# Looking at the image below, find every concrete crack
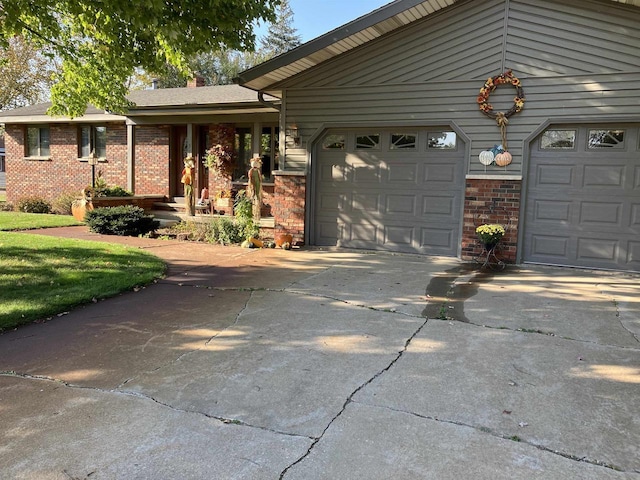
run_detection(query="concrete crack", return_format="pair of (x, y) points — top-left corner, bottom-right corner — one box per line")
(118, 290), (256, 389)
(598, 285), (640, 344)
(285, 288), (425, 319)
(353, 402), (627, 473)
(0, 371), (312, 442)
(279, 316), (431, 479)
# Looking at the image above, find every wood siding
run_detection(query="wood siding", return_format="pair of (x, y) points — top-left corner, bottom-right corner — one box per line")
(279, 0), (640, 174)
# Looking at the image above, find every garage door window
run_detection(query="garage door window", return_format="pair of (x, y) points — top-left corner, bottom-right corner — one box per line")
(390, 133), (417, 150)
(588, 129), (625, 149)
(428, 131), (457, 149)
(540, 130), (576, 150)
(323, 134), (345, 150)
(356, 134), (380, 150)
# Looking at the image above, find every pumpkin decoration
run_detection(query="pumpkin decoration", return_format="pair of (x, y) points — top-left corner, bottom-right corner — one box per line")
(479, 150), (494, 166)
(494, 151), (513, 167)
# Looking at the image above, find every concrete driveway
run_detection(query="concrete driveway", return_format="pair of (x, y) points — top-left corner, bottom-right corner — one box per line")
(1, 227), (639, 479)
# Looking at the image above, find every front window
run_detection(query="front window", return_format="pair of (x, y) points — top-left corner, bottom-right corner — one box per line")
(26, 126), (50, 157)
(260, 126), (279, 180)
(79, 125), (107, 159)
(233, 128), (253, 180)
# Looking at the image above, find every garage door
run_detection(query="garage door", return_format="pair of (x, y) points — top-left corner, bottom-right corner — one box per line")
(314, 128), (464, 256)
(524, 125), (640, 271)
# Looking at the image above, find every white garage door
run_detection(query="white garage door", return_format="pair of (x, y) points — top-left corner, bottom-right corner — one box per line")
(524, 125), (640, 271)
(313, 128), (464, 256)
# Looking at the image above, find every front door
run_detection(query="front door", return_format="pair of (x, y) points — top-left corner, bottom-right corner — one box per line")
(170, 126), (188, 199)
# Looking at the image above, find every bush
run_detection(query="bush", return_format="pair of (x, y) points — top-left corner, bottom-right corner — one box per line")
(234, 190), (259, 240)
(211, 217), (244, 244)
(0, 202), (13, 212)
(85, 205), (159, 236)
(52, 191), (79, 215)
(15, 196), (52, 214)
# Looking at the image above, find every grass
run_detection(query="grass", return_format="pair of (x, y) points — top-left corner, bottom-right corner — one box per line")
(0, 211), (82, 231)
(0, 231), (166, 331)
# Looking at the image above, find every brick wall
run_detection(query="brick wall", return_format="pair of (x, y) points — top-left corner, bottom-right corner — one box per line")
(461, 178), (521, 263)
(273, 173), (306, 245)
(5, 122), (128, 203)
(134, 125), (169, 195)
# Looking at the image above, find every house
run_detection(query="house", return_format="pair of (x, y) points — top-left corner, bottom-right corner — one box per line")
(2, 0), (640, 272)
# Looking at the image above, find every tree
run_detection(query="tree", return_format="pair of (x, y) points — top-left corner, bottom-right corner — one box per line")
(0, 37), (55, 111)
(261, 0), (302, 57)
(0, 0), (280, 116)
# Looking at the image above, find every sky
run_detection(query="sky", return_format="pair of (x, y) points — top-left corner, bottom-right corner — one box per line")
(257, 0), (393, 42)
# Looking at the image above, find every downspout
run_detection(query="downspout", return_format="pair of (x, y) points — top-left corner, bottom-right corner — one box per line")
(258, 91), (281, 112)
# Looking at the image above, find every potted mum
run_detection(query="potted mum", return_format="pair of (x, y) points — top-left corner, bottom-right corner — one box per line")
(476, 224), (506, 249)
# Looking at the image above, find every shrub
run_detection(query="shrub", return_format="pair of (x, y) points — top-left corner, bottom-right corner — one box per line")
(169, 220), (210, 242)
(52, 191), (79, 215)
(85, 205), (159, 236)
(15, 196), (52, 214)
(0, 202), (13, 212)
(234, 190), (259, 240)
(211, 217), (244, 245)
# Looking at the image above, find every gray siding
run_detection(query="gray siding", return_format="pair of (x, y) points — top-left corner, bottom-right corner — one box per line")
(279, 0), (640, 173)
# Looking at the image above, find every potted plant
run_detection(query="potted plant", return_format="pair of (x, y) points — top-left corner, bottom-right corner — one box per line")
(215, 189), (233, 208)
(476, 223), (505, 250)
(204, 144), (234, 180)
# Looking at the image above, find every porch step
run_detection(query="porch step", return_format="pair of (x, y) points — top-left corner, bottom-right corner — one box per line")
(148, 209), (275, 229)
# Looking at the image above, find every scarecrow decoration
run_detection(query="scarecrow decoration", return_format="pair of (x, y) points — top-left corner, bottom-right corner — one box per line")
(181, 156), (196, 216)
(476, 70), (525, 168)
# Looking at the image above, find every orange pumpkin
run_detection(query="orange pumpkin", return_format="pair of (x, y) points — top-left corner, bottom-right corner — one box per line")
(495, 151), (512, 167)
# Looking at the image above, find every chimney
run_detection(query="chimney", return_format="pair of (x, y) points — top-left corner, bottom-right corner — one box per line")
(151, 78), (158, 90)
(187, 74), (206, 88)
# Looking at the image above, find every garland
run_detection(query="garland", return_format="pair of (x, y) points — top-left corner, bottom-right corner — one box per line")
(477, 70), (525, 152)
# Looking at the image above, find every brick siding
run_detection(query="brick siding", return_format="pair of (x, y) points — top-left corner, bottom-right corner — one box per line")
(461, 179), (521, 263)
(5, 123), (128, 203)
(273, 174), (306, 245)
(134, 125), (169, 195)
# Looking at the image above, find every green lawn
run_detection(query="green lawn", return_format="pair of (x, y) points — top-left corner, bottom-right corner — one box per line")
(0, 211), (82, 231)
(0, 231), (166, 331)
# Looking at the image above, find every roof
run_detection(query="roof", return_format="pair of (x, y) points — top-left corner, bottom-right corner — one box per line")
(237, 0), (640, 93)
(127, 84), (274, 108)
(0, 85), (278, 123)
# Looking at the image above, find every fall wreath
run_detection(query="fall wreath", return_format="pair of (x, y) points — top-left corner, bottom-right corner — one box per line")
(477, 70), (525, 120)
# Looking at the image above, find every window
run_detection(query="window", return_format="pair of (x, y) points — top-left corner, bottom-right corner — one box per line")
(428, 131), (457, 149)
(356, 134), (380, 150)
(588, 129), (625, 149)
(390, 133), (417, 149)
(26, 126), (50, 157)
(260, 126), (279, 180)
(79, 125), (107, 159)
(0, 149), (5, 172)
(540, 130), (576, 150)
(323, 134), (345, 150)
(233, 128), (253, 180)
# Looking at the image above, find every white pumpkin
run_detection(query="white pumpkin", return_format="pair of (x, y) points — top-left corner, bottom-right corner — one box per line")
(479, 150), (494, 166)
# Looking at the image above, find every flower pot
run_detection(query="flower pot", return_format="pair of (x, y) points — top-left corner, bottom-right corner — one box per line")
(275, 234), (293, 248)
(71, 198), (93, 221)
(215, 198), (233, 208)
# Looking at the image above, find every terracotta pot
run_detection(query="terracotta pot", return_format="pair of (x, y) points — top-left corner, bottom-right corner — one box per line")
(275, 234), (293, 247)
(71, 199), (93, 221)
